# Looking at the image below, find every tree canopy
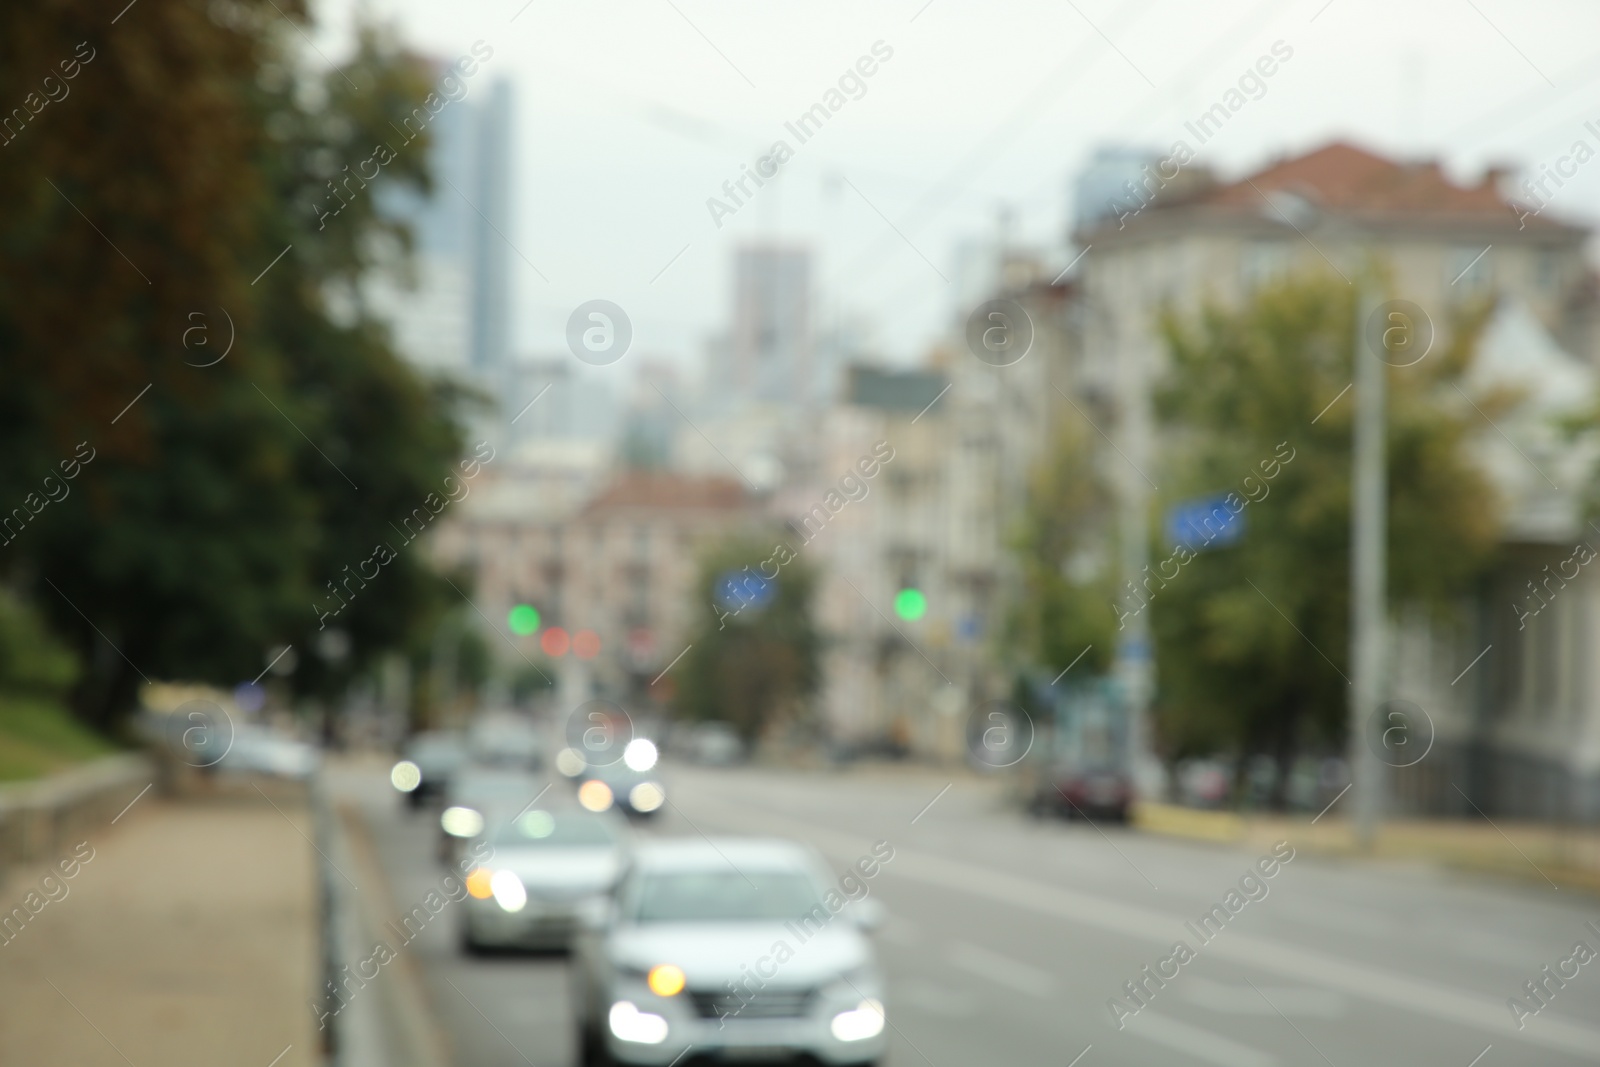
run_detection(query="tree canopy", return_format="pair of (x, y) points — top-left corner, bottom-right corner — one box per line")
(0, 0), (467, 730)
(1149, 274), (1500, 779)
(1006, 417), (1120, 682)
(674, 537), (822, 744)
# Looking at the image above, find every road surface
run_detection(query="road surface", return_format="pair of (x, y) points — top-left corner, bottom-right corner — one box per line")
(333, 760), (1600, 1067)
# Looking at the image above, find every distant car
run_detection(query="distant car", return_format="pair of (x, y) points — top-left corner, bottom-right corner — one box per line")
(685, 721), (744, 766)
(1030, 762), (1133, 823)
(438, 765), (546, 865)
(392, 731), (467, 809)
(459, 803), (628, 953)
(468, 714), (545, 771)
(571, 838), (887, 1067)
(1177, 758), (1233, 809)
(576, 745), (665, 821)
(218, 724), (320, 780)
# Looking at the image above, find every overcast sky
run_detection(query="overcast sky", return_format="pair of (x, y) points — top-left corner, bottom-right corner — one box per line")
(310, 0), (1600, 381)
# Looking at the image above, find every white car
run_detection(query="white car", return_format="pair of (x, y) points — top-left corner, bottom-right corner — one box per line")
(468, 712), (545, 771)
(460, 804), (628, 952)
(438, 765), (545, 865)
(571, 838), (886, 1066)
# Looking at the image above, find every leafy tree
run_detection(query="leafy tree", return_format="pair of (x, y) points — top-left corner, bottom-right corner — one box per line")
(1006, 418), (1120, 682)
(1149, 274), (1500, 800)
(0, 589), (77, 700)
(0, 0), (465, 730)
(675, 538), (821, 744)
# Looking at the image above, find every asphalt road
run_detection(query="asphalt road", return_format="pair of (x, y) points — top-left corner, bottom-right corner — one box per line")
(338, 760), (1600, 1067)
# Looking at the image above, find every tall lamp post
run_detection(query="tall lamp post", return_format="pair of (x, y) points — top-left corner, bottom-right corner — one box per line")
(1349, 290), (1391, 849)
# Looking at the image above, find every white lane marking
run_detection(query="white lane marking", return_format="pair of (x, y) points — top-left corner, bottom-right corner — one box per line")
(945, 941), (1056, 999)
(1182, 978), (1345, 1018)
(878, 913), (923, 947)
(1124, 1010), (1278, 1067)
(893, 978), (977, 1016)
(671, 785), (1600, 1059)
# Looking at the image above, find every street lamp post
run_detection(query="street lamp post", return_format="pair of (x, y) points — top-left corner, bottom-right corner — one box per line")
(1349, 290), (1387, 849)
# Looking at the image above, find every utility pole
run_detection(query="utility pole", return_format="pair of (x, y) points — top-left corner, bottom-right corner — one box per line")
(1349, 291), (1386, 849)
(1115, 320), (1157, 799)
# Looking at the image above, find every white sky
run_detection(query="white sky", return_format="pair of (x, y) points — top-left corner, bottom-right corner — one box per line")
(310, 0), (1600, 380)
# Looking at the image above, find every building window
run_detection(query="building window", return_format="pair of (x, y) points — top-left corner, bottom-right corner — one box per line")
(1536, 250), (1563, 293)
(1241, 241), (1292, 289)
(1447, 245), (1493, 295)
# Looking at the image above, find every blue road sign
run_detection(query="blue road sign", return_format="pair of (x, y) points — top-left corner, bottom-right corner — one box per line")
(715, 570), (776, 612)
(1165, 494), (1245, 551)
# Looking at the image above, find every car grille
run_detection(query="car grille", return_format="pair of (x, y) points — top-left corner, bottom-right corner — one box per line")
(688, 987), (815, 1020)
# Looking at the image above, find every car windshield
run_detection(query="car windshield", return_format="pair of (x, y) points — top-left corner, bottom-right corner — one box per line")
(625, 869), (822, 923)
(409, 736), (464, 764)
(454, 775), (538, 803)
(490, 809), (618, 848)
(470, 725), (540, 759)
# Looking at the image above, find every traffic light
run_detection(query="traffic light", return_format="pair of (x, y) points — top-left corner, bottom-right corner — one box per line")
(893, 587), (927, 621)
(541, 627), (571, 657)
(508, 603), (540, 636)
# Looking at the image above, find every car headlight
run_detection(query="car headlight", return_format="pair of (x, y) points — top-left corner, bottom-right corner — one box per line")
(440, 806), (484, 838)
(390, 760), (421, 792)
(556, 747), (587, 777)
(490, 870), (527, 913)
(609, 1001), (669, 1044)
(623, 738), (658, 772)
(646, 964), (685, 997)
(465, 867), (494, 899)
(830, 999), (885, 1042)
(578, 779), (614, 812)
(628, 781), (665, 813)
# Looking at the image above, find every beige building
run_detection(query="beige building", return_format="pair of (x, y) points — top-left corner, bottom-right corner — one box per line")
(434, 442), (757, 700)
(802, 259), (1075, 759)
(1076, 140), (1600, 818)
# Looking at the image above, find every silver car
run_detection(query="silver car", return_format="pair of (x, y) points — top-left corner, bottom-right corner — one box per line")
(571, 838), (887, 1066)
(459, 804), (628, 952)
(438, 765), (545, 865)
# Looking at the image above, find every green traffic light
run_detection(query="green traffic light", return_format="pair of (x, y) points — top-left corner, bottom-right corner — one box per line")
(508, 604), (540, 636)
(893, 587), (927, 621)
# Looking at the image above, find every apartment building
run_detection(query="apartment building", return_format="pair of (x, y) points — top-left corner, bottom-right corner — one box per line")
(1075, 140), (1600, 818)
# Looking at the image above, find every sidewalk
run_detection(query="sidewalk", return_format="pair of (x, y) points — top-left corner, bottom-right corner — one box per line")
(0, 780), (319, 1066)
(1135, 801), (1600, 893)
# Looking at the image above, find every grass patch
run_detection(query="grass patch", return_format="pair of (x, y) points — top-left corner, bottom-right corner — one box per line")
(0, 696), (116, 782)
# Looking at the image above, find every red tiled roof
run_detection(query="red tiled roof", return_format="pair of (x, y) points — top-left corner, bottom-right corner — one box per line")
(581, 472), (748, 514)
(1172, 141), (1578, 233)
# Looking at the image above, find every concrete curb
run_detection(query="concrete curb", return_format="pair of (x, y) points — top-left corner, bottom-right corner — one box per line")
(1131, 801), (1600, 893)
(320, 791), (455, 1067)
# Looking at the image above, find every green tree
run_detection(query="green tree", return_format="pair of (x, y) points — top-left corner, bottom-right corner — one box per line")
(675, 538), (821, 744)
(1149, 274), (1500, 799)
(0, 0), (465, 729)
(1006, 418), (1120, 682)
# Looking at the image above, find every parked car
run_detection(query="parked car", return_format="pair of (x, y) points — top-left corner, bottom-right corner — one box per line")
(459, 803), (628, 953)
(1028, 762), (1133, 823)
(1176, 758), (1233, 809)
(571, 838), (887, 1067)
(1026, 681), (1133, 822)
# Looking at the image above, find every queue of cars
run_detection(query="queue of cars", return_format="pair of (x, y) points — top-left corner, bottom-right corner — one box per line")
(390, 713), (888, 1066)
